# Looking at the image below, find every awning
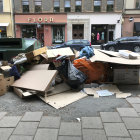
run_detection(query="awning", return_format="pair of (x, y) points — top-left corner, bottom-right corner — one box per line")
(0, 23), (9, 26)
(134, 22), (140, 32)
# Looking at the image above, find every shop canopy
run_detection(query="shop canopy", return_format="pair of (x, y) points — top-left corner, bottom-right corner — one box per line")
(134, 22), (140, 32)
(0, 23), (9, 26)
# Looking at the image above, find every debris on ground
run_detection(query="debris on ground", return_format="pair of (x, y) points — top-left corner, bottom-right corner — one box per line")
(1, 46), (140, 109)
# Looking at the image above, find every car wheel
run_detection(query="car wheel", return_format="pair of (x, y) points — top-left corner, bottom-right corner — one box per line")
(134, 46), (140, 52)
(108, 46), (115, 51)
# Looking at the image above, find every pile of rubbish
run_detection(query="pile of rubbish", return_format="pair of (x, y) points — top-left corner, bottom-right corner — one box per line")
(1, 46), (140, 109)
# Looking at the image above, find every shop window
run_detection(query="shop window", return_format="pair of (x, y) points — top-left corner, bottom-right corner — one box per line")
(75, 0), (82, 12)
(94, 0), (101, 12)
(22, 0), (29, 13)
(65, 0), (71, 12)
(54, 0), (60, 12)
(107, 0), (114, 12)
(52, 25), (65, 44)
(22, 25), (36, 38)
(0, 0), (3, 12)
(136, 0), (140, 9)
(35, 0), (42, 13)
(0, 27), (7, 38)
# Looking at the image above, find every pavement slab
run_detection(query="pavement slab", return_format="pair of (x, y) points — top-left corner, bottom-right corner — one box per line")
(59, 122), (81, 136)
(82, 117), (103, 129)
(0, 112), (7, 120)
(21, 112), (43, 121)
(34, 129), (58, 140)
(104, 123), (130, 137)
(108, 137), (132, 140)
(9, 135), (33, 140)
(0, 128), (14, 140)
(131, 104), (140, 113)
(83, 129), (107, 140)
(39, 116), (61, 128)
(100, 112), (122, 123)
(58, 136), (81, 140)
(126, 97), (140, 104)
(122, 117), (140, 129)
(117, 108), (139, 117)
(129, 130), (140, 140)
(0, 116), (21, 127)
(13, 122), (39, 135)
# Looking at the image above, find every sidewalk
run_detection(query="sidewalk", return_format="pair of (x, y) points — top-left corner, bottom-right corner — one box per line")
(1, 97), (140, 140)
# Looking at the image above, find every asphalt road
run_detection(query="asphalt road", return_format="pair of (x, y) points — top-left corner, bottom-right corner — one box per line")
(0, 85), (139, 121)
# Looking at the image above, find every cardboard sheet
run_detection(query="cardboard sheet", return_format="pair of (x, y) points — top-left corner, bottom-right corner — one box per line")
(100, 84), (120, 93)
(30, 64), (49, 71)
(47, 48), (75, 60)
(47, 83), (71, 96)
(90, 49), (140, 65)
(116, 93), (132, 99)
(38, 91), (87, 109)
(99, 50), (121, 57)
(12, 70), (58, 92)
(84, 88), (99, 98)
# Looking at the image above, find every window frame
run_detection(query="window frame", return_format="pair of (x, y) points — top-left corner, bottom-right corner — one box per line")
(64, 0), (71, 12)
(94, 0), (101, 12)
(107, 0), (114, 12)
(136, 0), (140, 9)
(22, 0), (29, 13)
(75, 0), (82, 12)
(35, 0), (42, 13)
(54, 0), (60, 12)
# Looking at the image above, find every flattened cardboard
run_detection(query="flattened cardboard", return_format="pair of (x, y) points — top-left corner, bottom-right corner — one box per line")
(12, 70), (58, 92)
(90, 49), (140, 65)
(116, 93), (132, 99)
(13, 87), (33, 98)
(47, 83), (71, 96)
(99, 50), (121, 57)
(100, 84), (120, 93)
(30, 64), (49, 71)
(84, 88), (99, 98)
(47, 48), (75, 60)
(38, 91), (87, 109)
(5, 76), (14, 89)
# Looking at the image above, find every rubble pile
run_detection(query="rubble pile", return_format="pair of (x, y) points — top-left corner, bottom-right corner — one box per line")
(1, 46), (140, 109)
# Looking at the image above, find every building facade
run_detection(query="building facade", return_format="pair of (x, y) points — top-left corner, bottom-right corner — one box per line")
(122, 0), (140, 37)
(14, 0), (124, 46)
(0, 0), (14, 38)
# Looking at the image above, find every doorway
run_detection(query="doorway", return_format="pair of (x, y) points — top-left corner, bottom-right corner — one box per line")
(72, 24), (84, 39)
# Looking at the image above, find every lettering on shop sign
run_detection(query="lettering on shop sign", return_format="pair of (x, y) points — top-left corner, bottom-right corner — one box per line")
(27, 17), (54, 23)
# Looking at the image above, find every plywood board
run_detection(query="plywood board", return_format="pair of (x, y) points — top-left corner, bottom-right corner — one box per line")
(38, 91), (87, 109)
(30, 64), (49, 71)
(90, 49), (140, 65)
(47, 83), (71, 96)
(12, 70), (58, 92)
(47, 48), (75, 59)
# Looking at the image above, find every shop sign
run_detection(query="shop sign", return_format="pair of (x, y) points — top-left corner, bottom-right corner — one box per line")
(27, 17), (54, 23)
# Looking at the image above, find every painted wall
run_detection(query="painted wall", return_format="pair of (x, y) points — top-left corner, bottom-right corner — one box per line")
(67, 13), (122, 41)
(125, 0), (135, 9)
(0, 0), (14, 37)
(122, 16), (140, 37)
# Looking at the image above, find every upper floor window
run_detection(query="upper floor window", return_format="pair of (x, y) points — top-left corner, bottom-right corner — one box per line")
(107, 0), (114, 12)
(94, 0), (101, 12)
(75, 0), (82, 12)
(0, 0), (3, 12)
(65, 0), (71, 12)
(54, 0), (60, 12)
(22, 0), (29, 13)
(35, 0), (42, 13)
(136, 0), (140, 9)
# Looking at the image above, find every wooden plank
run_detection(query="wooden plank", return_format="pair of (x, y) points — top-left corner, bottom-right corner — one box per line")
(12, 70), (58, 92)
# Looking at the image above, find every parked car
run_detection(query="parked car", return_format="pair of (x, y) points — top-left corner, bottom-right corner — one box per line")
(101, 36), (140, 52)
(53, 39), (91, 51)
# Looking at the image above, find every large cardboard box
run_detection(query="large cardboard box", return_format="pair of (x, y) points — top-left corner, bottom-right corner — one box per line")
(113, 69), (139, 84)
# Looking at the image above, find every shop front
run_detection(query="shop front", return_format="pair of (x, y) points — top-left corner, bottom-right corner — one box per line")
(15, 14), (67, 46)
(67, 13), (122, 45)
